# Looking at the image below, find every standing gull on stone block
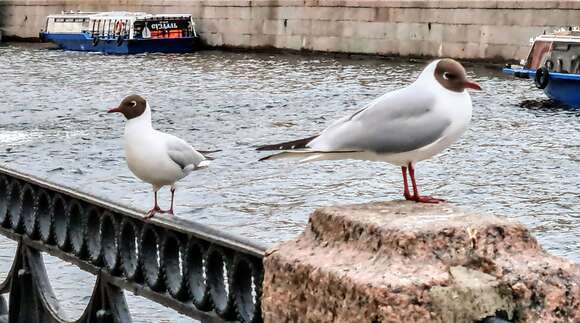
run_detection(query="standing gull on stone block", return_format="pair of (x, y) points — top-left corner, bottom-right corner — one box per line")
(108, 95), (210, 218)
(257, 59), (482, 203)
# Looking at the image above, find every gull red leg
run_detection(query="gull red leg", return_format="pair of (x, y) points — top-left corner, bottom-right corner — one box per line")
(408, 164), (420, 198)
(401, 166), (412, 200)
(145, 190), (162, 218)
(168, 187), (175, 215)
(408, 163), (445, 204)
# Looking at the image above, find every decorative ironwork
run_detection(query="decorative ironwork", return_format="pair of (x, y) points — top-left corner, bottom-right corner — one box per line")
(0, 166), (266, 323)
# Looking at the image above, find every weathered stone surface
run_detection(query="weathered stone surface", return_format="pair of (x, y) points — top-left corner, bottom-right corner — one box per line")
(273, 34), (302, 50)
(262, 201), (580, 323)
(430, 266), (515, 322)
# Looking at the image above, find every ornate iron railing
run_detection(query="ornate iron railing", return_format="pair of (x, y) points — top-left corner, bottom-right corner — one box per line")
(0, 166), (267, 323)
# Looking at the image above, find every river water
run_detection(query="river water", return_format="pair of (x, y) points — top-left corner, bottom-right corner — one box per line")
(0, 43), (578, 321)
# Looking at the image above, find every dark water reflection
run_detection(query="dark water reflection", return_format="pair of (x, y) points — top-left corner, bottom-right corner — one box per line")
(0, 42), (578, 319)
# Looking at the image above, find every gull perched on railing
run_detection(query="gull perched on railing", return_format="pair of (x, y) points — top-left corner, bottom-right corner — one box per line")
(108, 95), (210, 218)
(257, 58), (481, 203)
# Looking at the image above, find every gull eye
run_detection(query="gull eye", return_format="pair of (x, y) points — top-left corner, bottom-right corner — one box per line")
(130, 100), (137, 107)
(443, 72), (457, 80)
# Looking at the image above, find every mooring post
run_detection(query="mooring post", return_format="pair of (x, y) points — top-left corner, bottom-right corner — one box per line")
(262, 201), (580, 322)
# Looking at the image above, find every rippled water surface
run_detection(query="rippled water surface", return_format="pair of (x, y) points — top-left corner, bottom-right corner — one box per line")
(0, 43), (578, 320)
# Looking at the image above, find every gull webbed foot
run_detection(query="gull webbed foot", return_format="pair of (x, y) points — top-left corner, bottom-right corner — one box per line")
(145, 206), (162, 219)
(410, 195), (445, 204)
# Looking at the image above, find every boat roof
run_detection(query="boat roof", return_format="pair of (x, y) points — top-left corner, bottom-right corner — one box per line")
(533, 27), (580, 43)
(46, 11), (192, 20)
(46, 12), (97, 19)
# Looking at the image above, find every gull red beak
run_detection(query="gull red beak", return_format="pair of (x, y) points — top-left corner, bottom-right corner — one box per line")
(107, 106), (122, 113)
(464, 80), (482, 91)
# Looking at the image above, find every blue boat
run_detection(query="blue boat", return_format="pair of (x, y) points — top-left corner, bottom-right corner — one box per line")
(503, 30), (580, 108)
(39, 11), (199, 54)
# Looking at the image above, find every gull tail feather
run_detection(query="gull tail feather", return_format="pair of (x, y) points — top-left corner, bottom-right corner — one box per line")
(198, 149), (222, 154)
(196, 160), (211, 169)
(259, 150), (316, 161)
(259, 150), (361, 162)
(198, 149), (221, 160)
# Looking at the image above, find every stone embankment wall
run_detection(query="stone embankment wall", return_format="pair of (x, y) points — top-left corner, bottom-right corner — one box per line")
(2, 0), (580, 60)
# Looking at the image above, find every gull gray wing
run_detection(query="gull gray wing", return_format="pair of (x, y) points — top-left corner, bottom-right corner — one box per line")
(308, 87), (451, 154)
(163, 134), (206, 169)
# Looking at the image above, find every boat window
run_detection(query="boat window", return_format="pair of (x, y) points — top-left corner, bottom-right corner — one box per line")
(550, 42), (580, 73)
(553, 42), (571, 51)
(99, 20), (106, 36)
(114, 20), (120, 36)
(112, 19), (129, 37)
(525, 41), (552, 69)
(571, 50), (580, 74)
(132, 17), (193, 39)
(107, 19), (112, 37)
(525, 40), (580, 73)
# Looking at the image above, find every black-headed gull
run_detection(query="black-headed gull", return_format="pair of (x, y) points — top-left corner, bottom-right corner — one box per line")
(257, 59), (481, 203)
(108, 95), (210, 218)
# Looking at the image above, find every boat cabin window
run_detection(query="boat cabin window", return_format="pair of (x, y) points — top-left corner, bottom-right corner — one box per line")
(46, 17), (90, 33)
(525, 41), (552, 70)
(549, 42), (580, 74)
(527, 40), (580, 74)
(133, 17), (193, 39)
(91, 18), (130, 38)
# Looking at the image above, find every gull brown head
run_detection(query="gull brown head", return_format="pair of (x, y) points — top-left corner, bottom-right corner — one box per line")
(434, 59), (482, 93)
(107, 95), (147, 120)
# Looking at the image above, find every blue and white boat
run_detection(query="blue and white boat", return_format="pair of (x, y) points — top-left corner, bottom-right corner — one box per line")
(39, 11), (198, 54)
(503, 28), (580, 108)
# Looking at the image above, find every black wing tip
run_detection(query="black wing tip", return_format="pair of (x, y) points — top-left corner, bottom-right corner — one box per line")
(255, 142), (289, 151)
(255, 145), (274, 151)
(256, 135), (319, 151)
